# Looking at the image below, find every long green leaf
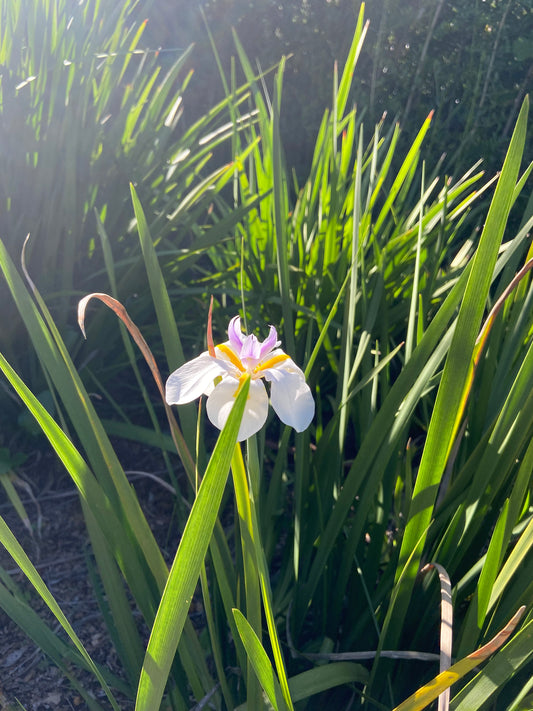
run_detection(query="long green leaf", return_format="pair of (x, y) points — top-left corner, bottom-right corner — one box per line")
(392, 608), (527, 711)
(233, 607), (288, 711)
(271, 58), (295, 355)
(234, 662), (368, 710)
(450, 618), (533, 710)
(0, 351), (157, 614)
(135, 377), (250, 711)
(336, 3), (368, 121)
(129, 183), (196, 451)
(387, 96), (529, 649)
(0, 235), (168, 604)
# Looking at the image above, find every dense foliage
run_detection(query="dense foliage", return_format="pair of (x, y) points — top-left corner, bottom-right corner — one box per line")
(0, 2), (532, 710)
(140, 0), (533, 177)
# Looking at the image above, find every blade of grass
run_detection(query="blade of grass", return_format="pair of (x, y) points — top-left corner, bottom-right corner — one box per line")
(336, 4), (368, 122)
(0, 351), (159, 623)
(0, 236), (169, 598)
(271, 58), (295, 355)
(405, 163), (425, 361)
(450, 617), (533, 710)
(392, 608), (527, 711)
(94, 210), (182, 498)
(231, 442), (263, 708)
(386, 96), (528, 651)
(371, 111), (434, 240)
(233, 607), (288, 711)
(83, 501), (143, 688)
(337, 125), (363, 451)
(135, 377), (250, 711)
(233, 441), (294, 710)
(129, 183), (197, 450)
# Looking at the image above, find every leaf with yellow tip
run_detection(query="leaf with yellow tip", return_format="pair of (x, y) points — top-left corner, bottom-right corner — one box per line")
(392, 606), (526, 711)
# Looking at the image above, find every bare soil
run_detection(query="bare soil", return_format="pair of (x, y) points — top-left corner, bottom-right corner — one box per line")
(0, 441), (181, 711)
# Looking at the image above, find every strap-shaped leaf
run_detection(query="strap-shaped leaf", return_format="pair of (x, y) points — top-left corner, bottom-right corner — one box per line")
(233, 607), (288, 711)
(388, 96), (529, 648)
(392, 606), (526, 711)
(135, 377), (250, 711)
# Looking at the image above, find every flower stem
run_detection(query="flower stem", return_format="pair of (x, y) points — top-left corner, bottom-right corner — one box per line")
(231, 442), (262, 708)
(231, 442), (294, 710)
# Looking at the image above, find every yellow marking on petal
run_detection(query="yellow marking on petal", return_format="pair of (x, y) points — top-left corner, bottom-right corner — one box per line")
(254, 353), (290, 374)
(233, 372), (251, 398)
(217, 343), (245, 372)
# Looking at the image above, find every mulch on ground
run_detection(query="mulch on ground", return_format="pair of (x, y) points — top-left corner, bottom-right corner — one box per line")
(0, 441), (182, 711)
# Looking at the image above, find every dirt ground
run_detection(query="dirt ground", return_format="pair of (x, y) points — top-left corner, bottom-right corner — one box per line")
(0, 441), (182, 711)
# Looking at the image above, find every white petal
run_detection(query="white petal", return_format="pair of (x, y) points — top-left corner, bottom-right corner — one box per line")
(214, 342), (244, 374)
(266, 364), (315, 432)
(165, 352), (226, 405)
(206, 378), (268, 441)
(259, 346), (289, 364)
(261, 354), (304, 381)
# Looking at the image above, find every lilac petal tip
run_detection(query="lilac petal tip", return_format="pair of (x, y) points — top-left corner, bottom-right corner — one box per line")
(240, 333), (262, 361)
(228, 316), (244, 350)
(259, 325), (280, 358)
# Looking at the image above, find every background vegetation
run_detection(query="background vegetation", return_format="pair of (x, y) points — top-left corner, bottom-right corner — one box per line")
(139, 0), (533, 176)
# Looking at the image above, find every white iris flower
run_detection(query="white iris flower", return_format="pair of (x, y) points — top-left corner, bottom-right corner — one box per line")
(165, 316), (315, 441)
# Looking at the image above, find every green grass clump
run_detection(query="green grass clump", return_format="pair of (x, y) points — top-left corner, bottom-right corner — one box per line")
(0, 0), (254, 379)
